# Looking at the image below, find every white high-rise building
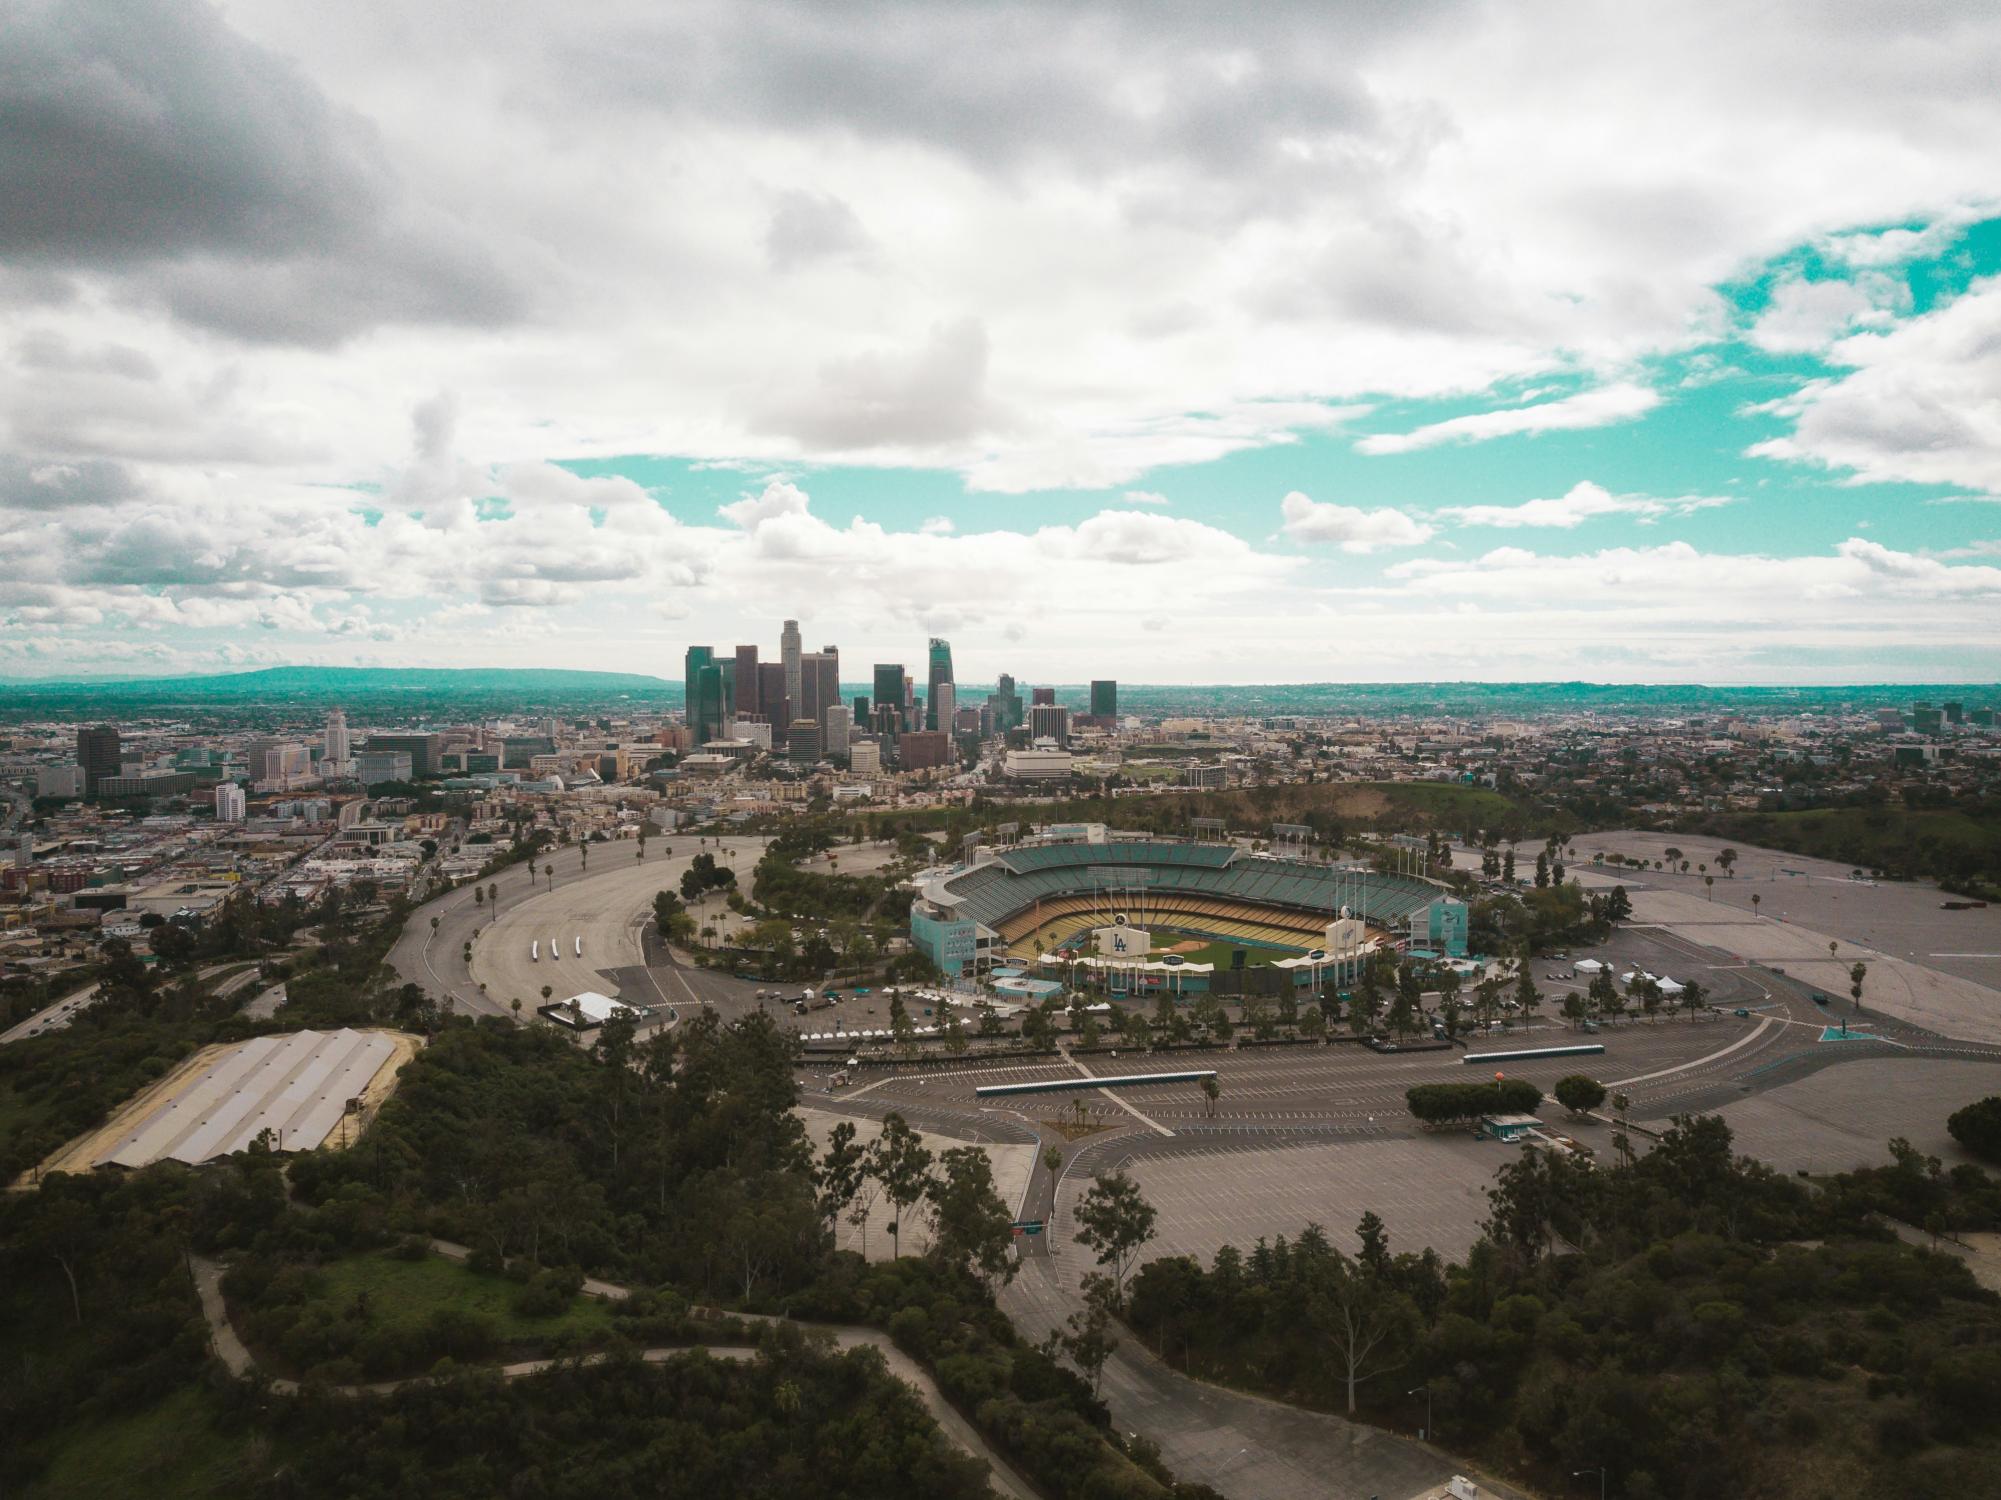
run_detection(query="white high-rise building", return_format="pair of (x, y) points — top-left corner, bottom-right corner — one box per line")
(932, 682), (956, 735)
(214, 782), (247, 822)
(849, 740), (881, 776)
(324, 709), (350, 764)
(822, 703), (852, 759)
(781, 618), (803, 722)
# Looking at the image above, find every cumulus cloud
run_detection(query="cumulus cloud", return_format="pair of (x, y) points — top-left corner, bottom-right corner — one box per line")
(1747, 277), (2001, 492)
(749, 319), (1007, 452)
(1279, 493), (1435, 552)
(1748, 274), (1904, 354)
(1443, 480), (1731, 529)
(1357, 384), (1662, 456)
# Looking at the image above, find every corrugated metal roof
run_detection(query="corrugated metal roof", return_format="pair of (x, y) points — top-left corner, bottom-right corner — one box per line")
(102, 1028), (396, 1167)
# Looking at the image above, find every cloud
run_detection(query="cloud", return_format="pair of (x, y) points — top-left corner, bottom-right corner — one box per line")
(1122, 490), (1170, 506)
(749, 318), (1007, 451)
(1357, 384), (1662, 456)
(765, 191), (875, 271)
(0, 0), (523, 344)
(1747, 276), (2001, 492)
(1279, 493), (1435, 552)
(1748, 274), (1904, 354)
(1443, 480), (1731, 529)
(719, 479), (812, 528)
(918, 515), (955, 534)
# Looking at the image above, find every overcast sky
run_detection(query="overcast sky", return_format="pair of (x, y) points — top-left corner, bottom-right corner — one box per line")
(5, 0), (2001, 684)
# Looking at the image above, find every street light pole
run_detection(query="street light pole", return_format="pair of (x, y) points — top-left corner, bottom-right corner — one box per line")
(1407, 1385), (1432, 1441)
(1574, 1467), (1607, 1500)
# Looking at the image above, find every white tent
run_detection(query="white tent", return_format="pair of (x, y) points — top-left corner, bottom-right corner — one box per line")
(1574, 959), (1606, 973)
(1657, 978), (1686, 995)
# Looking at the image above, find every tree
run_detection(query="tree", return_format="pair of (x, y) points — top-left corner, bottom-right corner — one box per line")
(1041, 1144), (1063, 1216)
(872, 1112), (935, 1254)
(1850, 961), (1868, 1013)
(1948, 1097), (2001, 1163)
(1200, 1074), (1220, 1118)
(816, 1120), (867, 1234)
(942, 1005), (968, 1055)
(1718, 847), (1738, 878)
(1322, 1229), (1418, 1414)
(1554, 1074), (1608, 1116)
(1681, 978), (1706, 1021)
(1049, 1273), (1120, 1395)
(927, 1145), (1017, 1287)
(1073, 1170), (1157, 1306)
(653, 889), (685, 937)
(1513, 967), (1541, 1026)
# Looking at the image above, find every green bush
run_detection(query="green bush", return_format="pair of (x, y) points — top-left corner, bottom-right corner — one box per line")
(1948, 1097), (2001, 1163)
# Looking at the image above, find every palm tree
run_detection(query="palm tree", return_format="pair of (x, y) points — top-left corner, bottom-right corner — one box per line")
(511, 997), (523, 1022)
(1704, 875), (1714, 901)
(1200, 1075), (1221, 1118)
(430, 915), (440, 937)
(474, 887), (484, 915)
(1041, 1144), (1063, 1217)
(1751, 893), (1761, 918)
(540, 984), (553, 1007)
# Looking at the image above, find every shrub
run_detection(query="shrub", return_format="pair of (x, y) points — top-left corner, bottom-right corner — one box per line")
(1948, 1096), (2001, 1163)
(1553, 1074), (1607, 1115)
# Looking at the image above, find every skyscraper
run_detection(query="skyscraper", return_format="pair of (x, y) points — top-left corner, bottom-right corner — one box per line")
(823, 702), (852, 760)
(801, 651), (840, 728)
(1090, 680), (1117, 721)
(1031, 686), (1055, 706)
(77, 724), (120, 797)
(932, 681), (956, 735)
(995, 673), (1022, 731)
(781, 619), (803, 720)
(927, 638), (954, 730)
(324, 709), (350, 764)
(757, 661), (789, 746)
(872, 665), (905, 732)
(684, 646), (714, 735)
(694, 663), (729, 744)
(734, 645), (761, 718)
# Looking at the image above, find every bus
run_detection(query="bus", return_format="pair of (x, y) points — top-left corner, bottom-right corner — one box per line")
(531, 940), (539, 962)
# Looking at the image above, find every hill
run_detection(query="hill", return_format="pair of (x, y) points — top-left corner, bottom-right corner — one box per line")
(0, 666), (678, 717)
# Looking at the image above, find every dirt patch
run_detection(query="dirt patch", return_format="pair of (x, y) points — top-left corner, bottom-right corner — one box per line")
(1163, 938), (1208, 954)
(1324, 787), (1394, 820)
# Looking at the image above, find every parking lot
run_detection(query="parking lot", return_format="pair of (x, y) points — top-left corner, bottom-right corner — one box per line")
(1055, 1133), (1505, 1273)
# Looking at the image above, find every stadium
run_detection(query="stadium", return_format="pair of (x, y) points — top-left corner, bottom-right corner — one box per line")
(909, 834), (1467, 995)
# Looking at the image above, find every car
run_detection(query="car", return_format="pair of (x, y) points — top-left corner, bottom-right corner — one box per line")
(1733, 1007), (1751, 1018)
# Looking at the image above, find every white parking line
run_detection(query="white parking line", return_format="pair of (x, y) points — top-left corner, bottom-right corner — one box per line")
(1609, 1017), (1771, 1088)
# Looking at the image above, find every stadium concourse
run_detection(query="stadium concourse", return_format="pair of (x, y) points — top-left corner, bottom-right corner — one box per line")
(907, 835), (1468, 989)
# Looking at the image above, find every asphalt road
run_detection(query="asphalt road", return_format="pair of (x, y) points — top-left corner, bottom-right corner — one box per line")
(0, 980), (100, 1045)
(387, 835), (770, 1022)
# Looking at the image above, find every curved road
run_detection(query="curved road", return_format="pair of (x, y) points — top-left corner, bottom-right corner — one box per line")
(386, 835), (768, 1020)
(190, 1248), (1035, 1500)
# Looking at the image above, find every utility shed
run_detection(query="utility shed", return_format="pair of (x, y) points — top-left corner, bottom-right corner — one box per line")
(1480, 1112), (1541, 1142)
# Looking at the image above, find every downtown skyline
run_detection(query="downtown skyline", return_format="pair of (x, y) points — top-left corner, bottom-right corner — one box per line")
(4, 3), (2001, 685)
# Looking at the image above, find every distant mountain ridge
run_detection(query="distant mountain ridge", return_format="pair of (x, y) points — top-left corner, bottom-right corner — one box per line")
(0, 665), (677, 712)
(1, 666), (1992, 718)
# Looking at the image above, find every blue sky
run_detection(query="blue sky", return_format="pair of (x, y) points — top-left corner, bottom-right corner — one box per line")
(4, 2), (2000, 684)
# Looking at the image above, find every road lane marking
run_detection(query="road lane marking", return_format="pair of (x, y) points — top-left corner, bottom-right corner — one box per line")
(1609, 1017), (1771, 1088)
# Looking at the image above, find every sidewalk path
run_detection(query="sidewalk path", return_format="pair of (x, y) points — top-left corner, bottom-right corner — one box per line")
(189, 1251), (1035, 1500)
